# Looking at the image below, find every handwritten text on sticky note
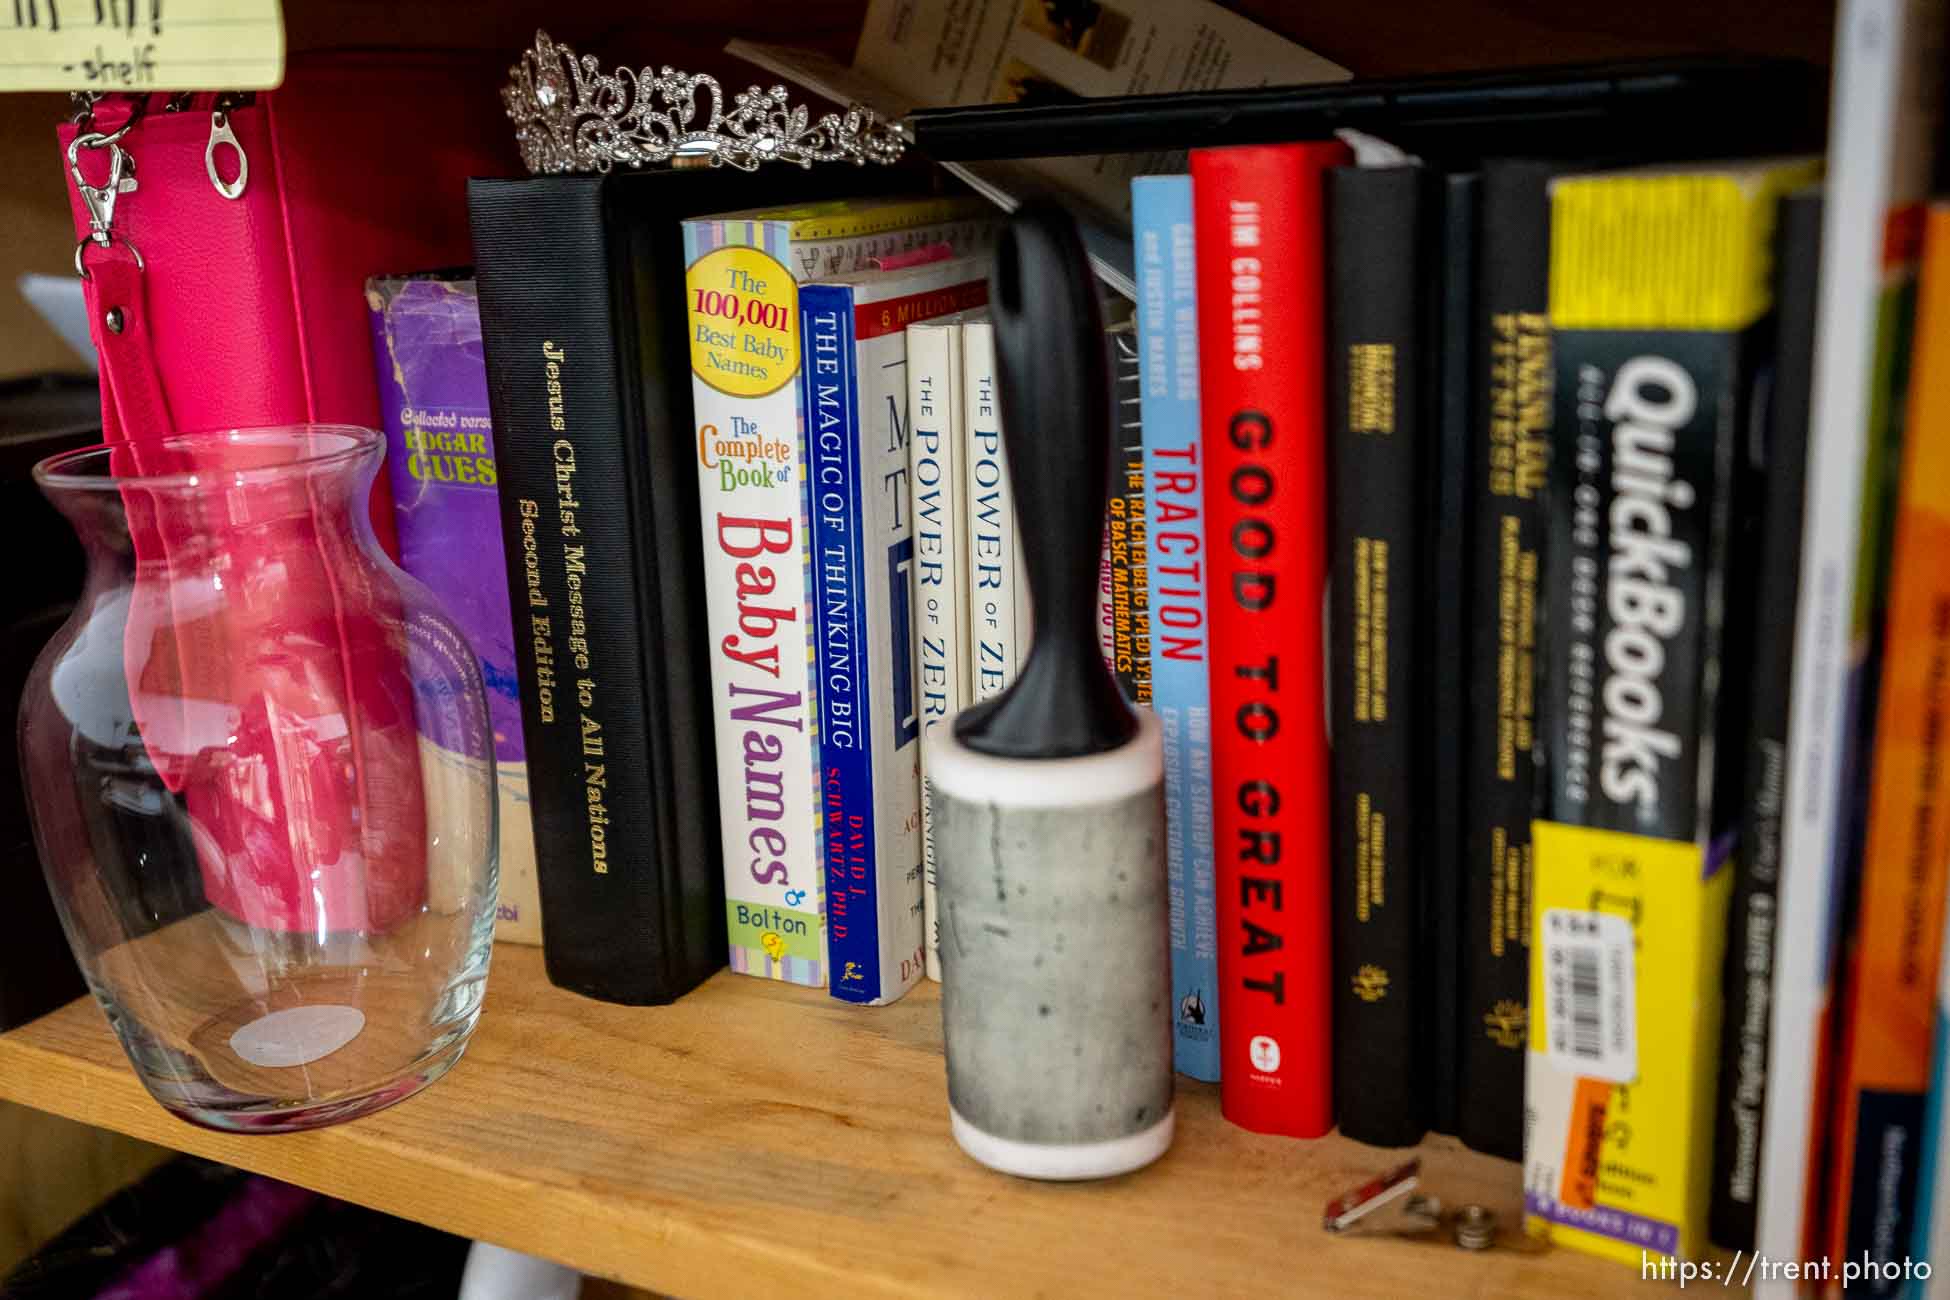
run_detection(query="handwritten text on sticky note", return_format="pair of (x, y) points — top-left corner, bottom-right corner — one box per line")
(1, 0), (284, 93)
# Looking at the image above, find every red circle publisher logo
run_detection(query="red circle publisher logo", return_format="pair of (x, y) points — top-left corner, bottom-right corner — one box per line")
(1249, 1034), (1281, 1073)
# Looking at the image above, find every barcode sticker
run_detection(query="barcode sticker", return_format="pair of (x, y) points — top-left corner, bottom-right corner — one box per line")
(1542, 908), (1637, 1083)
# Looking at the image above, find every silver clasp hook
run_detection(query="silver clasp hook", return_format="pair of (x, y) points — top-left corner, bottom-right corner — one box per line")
(67, 124), (144, 279)
(68, 132), (138, 246)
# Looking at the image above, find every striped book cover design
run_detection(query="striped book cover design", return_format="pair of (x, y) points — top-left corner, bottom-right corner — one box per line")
(687, 216), (827, 988)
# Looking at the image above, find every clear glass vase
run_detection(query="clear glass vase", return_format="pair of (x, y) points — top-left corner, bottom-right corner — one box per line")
(18, 426), (497, 1132)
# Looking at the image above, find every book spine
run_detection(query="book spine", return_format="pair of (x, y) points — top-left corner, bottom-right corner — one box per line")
(1525, 161), (1811, 1268)
(964, 321), (1021, 701)
(1917, 546), (1950, 1273)
(468, 181), (686, 1003)
(1919, 894), (1950, 1288)
(1191, 139), (1348, 1137)
(685, 220), (826, 987)
(1108, 321), (1151, 706)
(1425, 171), (1479, 1137)
(1820, 199), (1950, 1294)
(1760, 2), (1945, 1277)
(1325, 164), (1427, 1148)
(1710, 189), (1824, 1251)
(804, 286), (885, 1002)
(366, 276), (544, 948)
(1458, 159), (1553, 1161)
(802, 283), (927, 1005)
(1136, 173), (1220, 1084)
(908, 322), (967, 984)
(1811, 222), (1931, 1293)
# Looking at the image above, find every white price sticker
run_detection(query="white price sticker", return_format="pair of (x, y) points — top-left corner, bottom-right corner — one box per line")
(0, 0), (283, 93)
(1542, 908), (1637, 1083)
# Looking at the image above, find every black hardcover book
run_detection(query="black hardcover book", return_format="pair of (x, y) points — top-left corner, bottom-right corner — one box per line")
(468, 166), (910, 1004)
(1424, 170), (1479, 1138)
(1457, 158), (1554, 1161)
(1710, 188), (1824, 1250)
(1326, 164), (1429, 1148)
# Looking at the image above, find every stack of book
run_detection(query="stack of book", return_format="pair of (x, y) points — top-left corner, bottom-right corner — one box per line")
(345, 0), (1950, 1276)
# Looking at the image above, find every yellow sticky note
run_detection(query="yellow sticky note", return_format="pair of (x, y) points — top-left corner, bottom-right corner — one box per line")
(1, 0), (284, 93)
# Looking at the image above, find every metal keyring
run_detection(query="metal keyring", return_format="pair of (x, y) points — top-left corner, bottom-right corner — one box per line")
(71, 91), (148, 137)
(75, 233), (145, 281)
(69, 107), (145, 155)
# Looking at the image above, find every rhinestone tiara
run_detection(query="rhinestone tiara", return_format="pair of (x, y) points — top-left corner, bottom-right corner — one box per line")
(502, 30), (909, 175)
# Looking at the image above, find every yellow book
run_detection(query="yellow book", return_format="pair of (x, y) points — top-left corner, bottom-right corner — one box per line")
(1524, 158), (1817, 1266)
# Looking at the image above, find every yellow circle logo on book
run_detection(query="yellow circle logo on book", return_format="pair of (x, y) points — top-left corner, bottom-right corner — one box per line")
(687, 245), (799, 398)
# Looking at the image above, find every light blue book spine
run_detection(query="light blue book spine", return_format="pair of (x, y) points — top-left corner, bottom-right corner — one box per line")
(1135, 174), (1219, 1083)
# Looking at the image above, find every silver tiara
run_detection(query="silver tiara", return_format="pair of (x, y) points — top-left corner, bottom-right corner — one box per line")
(503, 30), (908, 175)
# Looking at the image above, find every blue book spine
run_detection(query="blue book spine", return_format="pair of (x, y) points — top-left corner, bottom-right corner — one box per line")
(1135, 174), (1219, 1082)
(802, 284), (886, 1004)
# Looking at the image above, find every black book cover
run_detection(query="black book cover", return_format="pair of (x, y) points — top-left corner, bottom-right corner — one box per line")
(467, 166), (908, 1004)
(1424, 170), (1479, 1138)
(1710, 188), (1824, 1250)
(1326, 164), (1428, 1147)
(1458, 158), (1554, 1161)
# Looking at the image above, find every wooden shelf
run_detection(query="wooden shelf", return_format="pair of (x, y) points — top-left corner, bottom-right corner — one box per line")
(0, 944), (1650, 1298)
(0, 3), (1832, 1291)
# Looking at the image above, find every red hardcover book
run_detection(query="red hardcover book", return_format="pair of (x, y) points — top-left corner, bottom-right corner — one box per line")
(1191, 139), (1348, 1137)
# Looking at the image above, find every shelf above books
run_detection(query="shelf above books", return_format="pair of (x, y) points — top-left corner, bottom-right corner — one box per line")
(0, 940), (1651, 1298)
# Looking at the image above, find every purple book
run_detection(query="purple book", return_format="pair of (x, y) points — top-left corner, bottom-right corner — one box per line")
(367, 272), (541, 944)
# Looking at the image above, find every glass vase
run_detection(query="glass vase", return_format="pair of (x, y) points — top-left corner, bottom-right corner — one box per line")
(18, 426), (497, 1132)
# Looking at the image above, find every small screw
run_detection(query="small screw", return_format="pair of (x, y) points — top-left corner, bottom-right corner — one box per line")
(1455, 1204), (1496, 1251)
(103, 307), (125, 334)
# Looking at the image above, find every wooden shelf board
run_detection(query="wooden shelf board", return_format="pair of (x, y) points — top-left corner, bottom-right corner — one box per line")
(0, 944), (1646, 1297)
